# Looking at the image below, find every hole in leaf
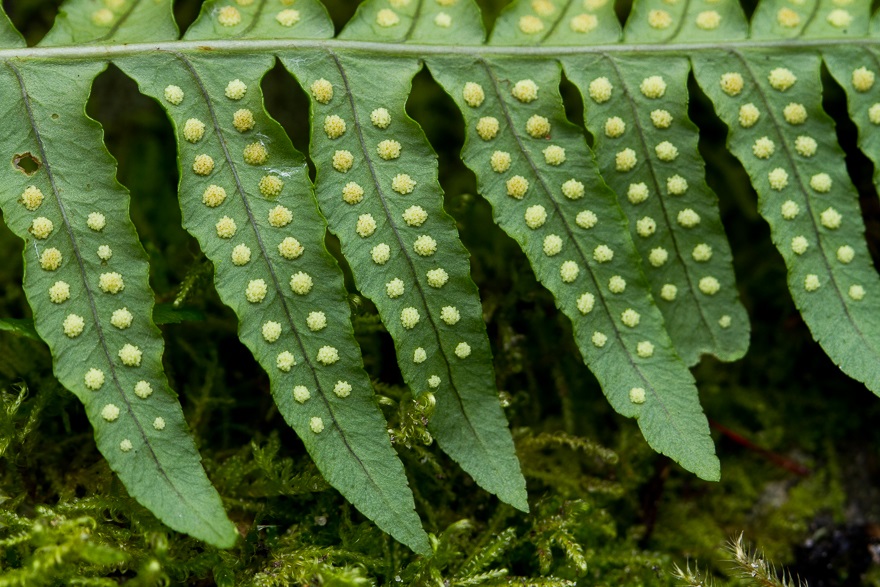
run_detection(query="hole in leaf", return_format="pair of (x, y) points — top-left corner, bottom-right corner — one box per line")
(3, 1), (57, 45)
(614, 0), (633, 29)
(739, 0), (760, 20)
(13, 152), (40, 175)
(409, 65), (474, 215)
(173, 0), (203, 32)
(472, 0), (505, 31)
(688, 71), (757, 222)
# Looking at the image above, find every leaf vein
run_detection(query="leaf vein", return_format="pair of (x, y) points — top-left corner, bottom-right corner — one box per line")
(603, 54), (720, 347)
(328, 51), (486, 443)
(6, 59), (185, 507)
(732, 49), (875, 350)
(173, 53), (386, 497)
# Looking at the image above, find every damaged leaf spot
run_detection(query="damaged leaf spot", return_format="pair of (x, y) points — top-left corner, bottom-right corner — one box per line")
(13, 152), (40, 175)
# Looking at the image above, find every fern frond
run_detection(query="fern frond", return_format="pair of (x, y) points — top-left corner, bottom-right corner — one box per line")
(282, 50), (527, 511)
(430, 56), (719, 480)
(116, 52), (428, 554)
(563, 55), (750, 365)
(693, 51), (880, 395)
(0, 60), (235, 547)
(184, 0), (528, 522)
(4, 0), (880, 554)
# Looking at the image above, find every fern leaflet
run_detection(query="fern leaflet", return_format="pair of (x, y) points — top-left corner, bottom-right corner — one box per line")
(118, 52), (429, 554)
(0, 58), (235, 546)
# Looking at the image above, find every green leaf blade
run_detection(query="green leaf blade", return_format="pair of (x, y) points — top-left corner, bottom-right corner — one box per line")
(117, 53), (429, 554)
(693, 50), (880, 395)
(184, 0), (334, 40)
(339, 0), (486, 44)
(823, 48), (880, 194)
(488, 0), (621, 45)
(0, 60), (236, 547)
(40, 0), (179, 46)
(562, 55), (750, 365)
(748, 0), (870, 39)
(429, 56), (719, 481)
(282, 51), (528, 510)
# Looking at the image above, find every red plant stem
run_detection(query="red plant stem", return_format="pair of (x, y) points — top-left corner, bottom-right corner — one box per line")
(710, 419), (811, 476)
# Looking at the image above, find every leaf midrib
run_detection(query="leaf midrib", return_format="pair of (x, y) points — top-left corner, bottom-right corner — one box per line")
(327, 51), (494, 462)
(602, 55), (721, 353)
(173, 53), (395, 508)
(7, 60), (197, 518)
(477, 57), (686, 434)
(732, 50), (880, 354)
(2, 37), (880, 62)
